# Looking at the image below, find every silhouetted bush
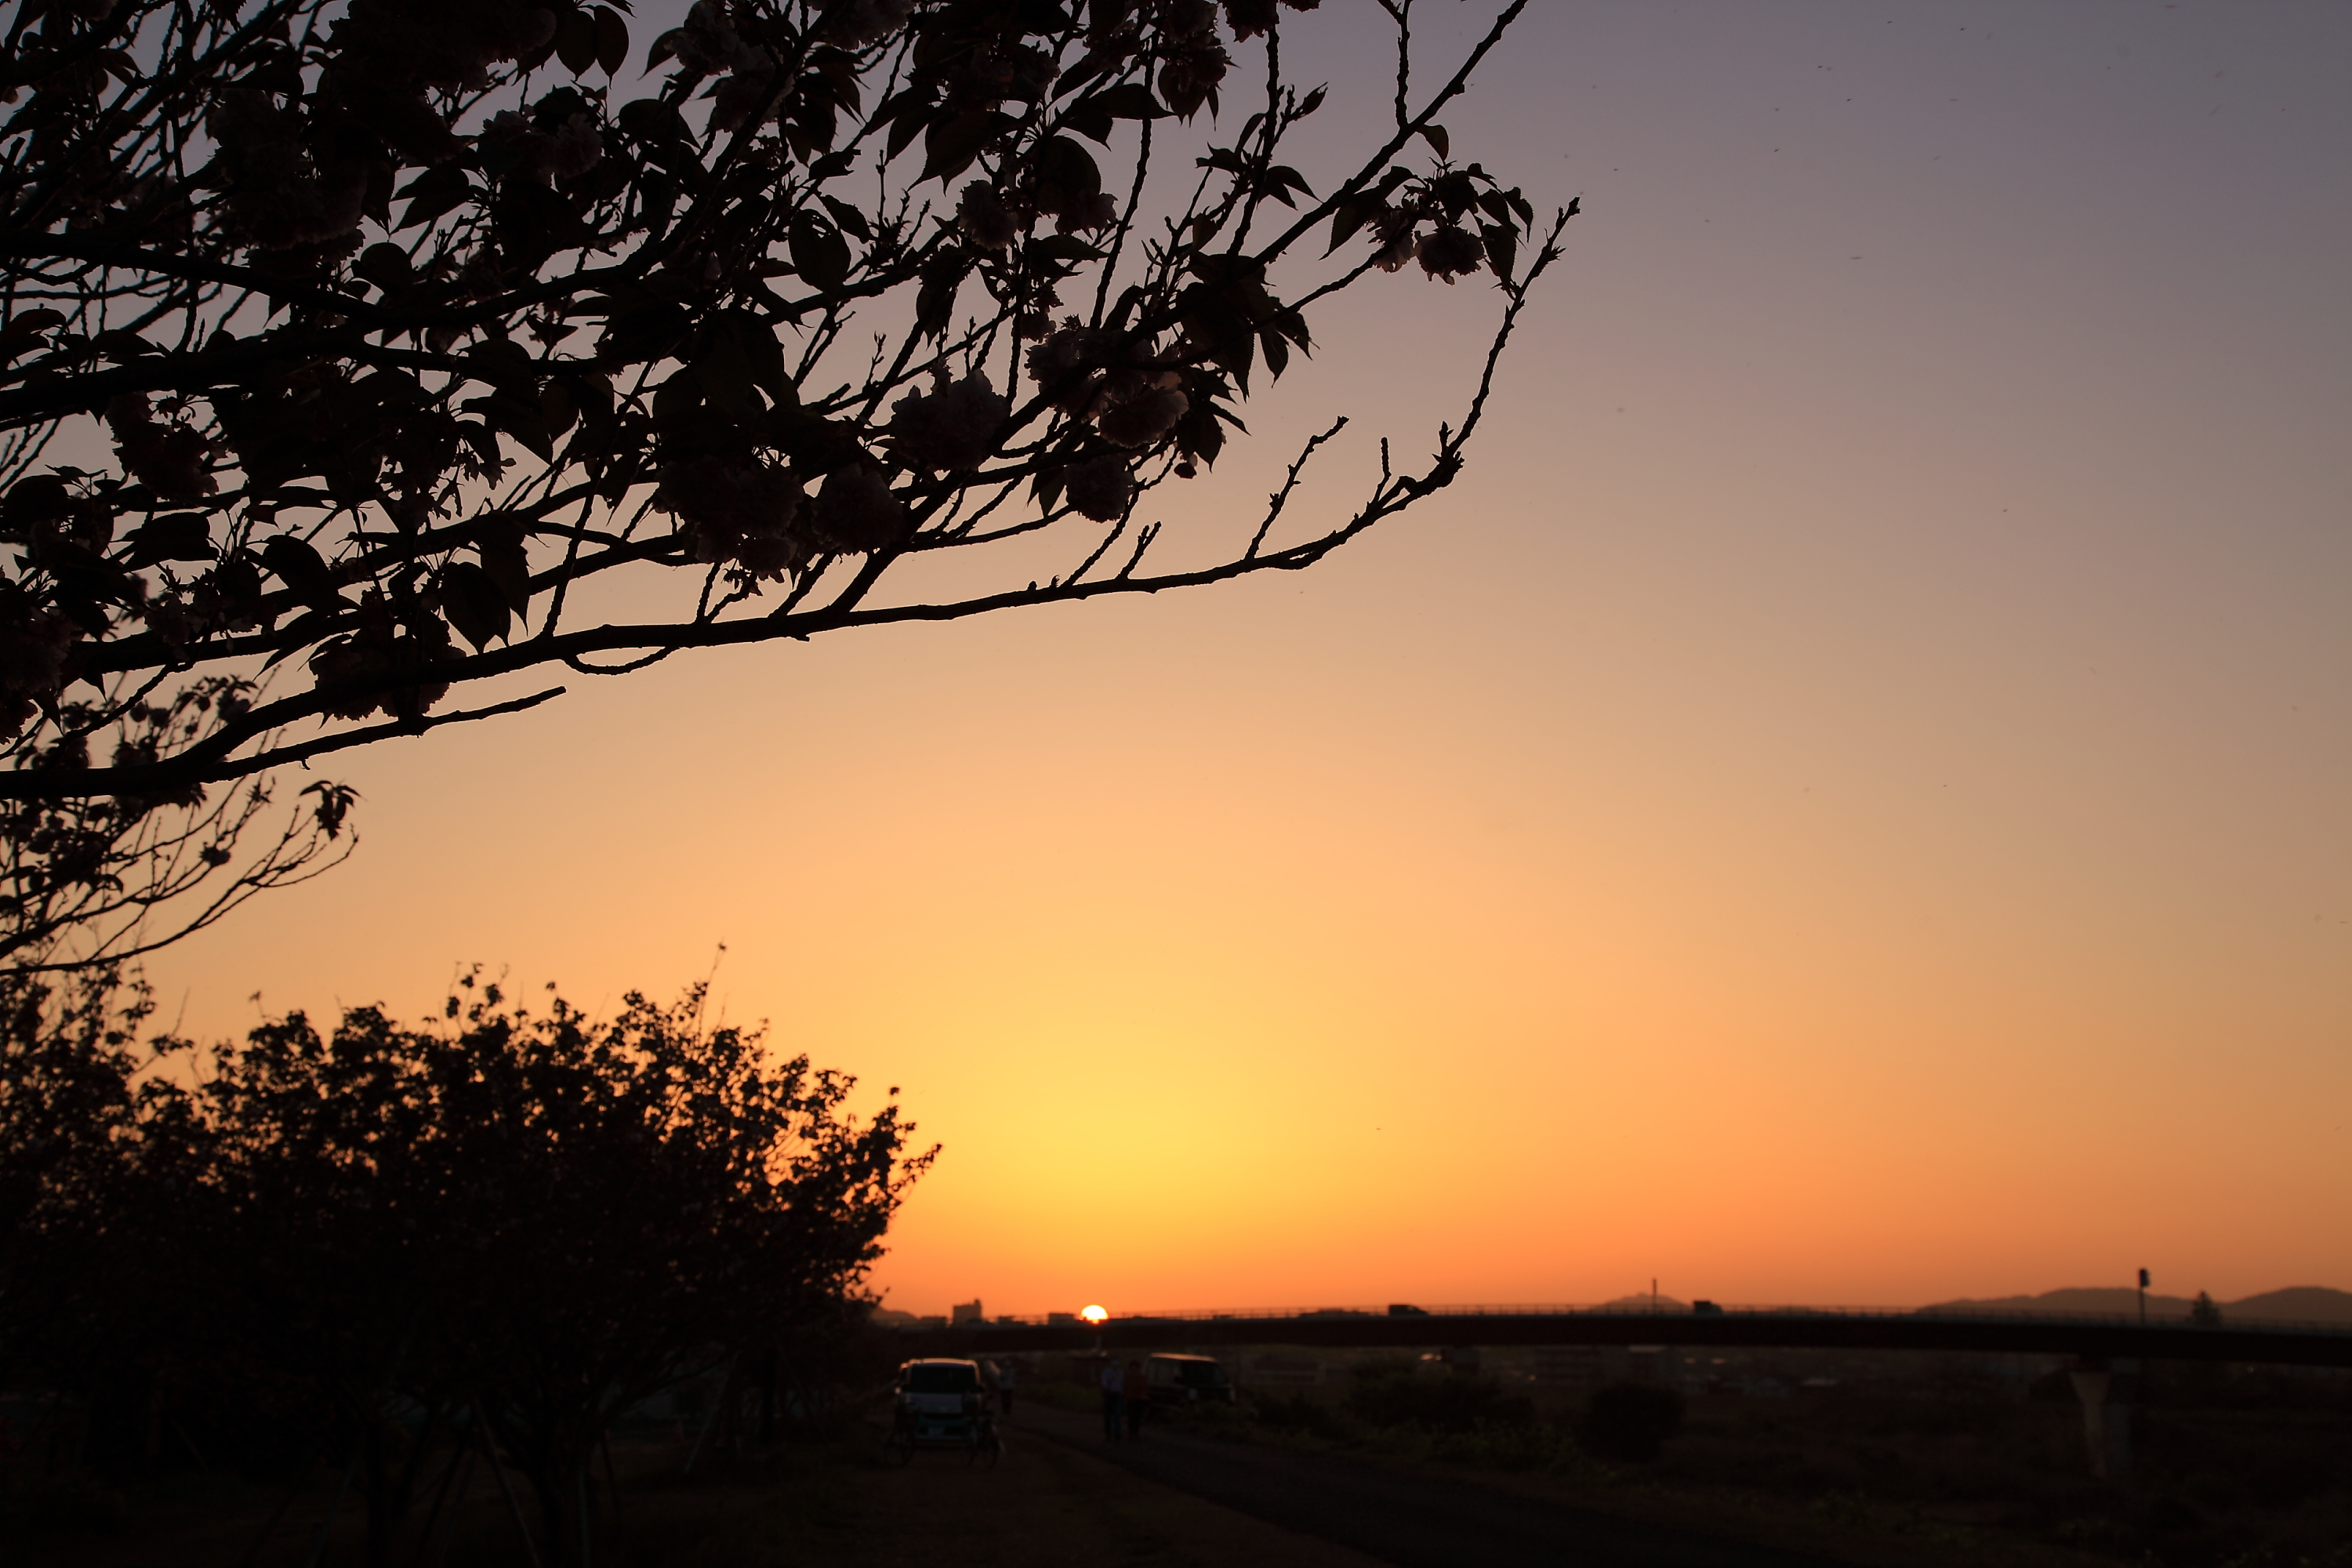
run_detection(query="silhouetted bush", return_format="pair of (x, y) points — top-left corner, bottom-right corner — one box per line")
(1575, 1381), (1686, 1462)
(1250, 1392), (1349, 1440)
(2027, 1368), (2078, 1403)
(0, 969), (929, 1568)
(1164, 1398), (1254, 1442)
(1345, 1360), (1538, 1434)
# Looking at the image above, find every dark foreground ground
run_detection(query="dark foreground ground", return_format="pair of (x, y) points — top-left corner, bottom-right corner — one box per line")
(6, 1369), (2347, 1567)
(1019, 1399), (1838, 1567)
(14, 1417), (1376, 1568)
(3, 1410), (2111, 1568)
(1014, 1356), (2352, 1568)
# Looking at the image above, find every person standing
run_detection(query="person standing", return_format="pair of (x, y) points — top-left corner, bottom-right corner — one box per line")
(1123, 1359), (1149, 1439)
(1098, 1357), (1123, 1440)
(998, 1359), (1018, 1419)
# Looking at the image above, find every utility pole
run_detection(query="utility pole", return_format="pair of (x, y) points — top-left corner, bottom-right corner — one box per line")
(2137, 1268), (2149, 1325)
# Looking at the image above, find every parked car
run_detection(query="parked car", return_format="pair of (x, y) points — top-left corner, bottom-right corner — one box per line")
(1145, 1353), (1236, 1408)
(887, 1359), (1000, 1465)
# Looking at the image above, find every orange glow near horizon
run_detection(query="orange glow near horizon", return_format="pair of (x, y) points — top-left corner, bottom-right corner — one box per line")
(137, 5), (2348, 1319)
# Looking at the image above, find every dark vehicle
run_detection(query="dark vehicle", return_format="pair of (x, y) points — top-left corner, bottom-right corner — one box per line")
(885, 1359), (1001, 1466)
(1388, 1303), (1430, 1316)
(1692, 1300), (1725, 1316)
(1145, 1353), (1236, 1408)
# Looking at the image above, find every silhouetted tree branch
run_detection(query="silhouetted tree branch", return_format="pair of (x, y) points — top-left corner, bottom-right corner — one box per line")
(2, 0), (1569, 964)
(1, 675), (359, 970)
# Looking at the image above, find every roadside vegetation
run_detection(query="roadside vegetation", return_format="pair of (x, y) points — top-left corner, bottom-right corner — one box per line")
(1, 965), (930, 1568)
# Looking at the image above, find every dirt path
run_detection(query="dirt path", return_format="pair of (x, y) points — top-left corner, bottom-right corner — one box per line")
(612, 1418), (1394, 1568)
(13, 1425), (1390, 1568)
(1017, 1403), (1838, 1568)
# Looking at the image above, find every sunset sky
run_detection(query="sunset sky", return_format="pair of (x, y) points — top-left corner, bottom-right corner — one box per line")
(143, 2), (2348, 1316)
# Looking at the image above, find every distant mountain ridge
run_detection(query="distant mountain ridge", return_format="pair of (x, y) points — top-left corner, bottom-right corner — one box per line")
(1923, 1286), (2352, 1324)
